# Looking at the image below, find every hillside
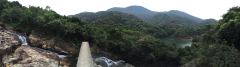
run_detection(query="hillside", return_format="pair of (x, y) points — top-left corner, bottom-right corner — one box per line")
(179, 7), (240, 67)
(72, 13), (206, 38)
(2, 0), (238, 67)
(0, 1), (180, 67)
(107, 6), (203, 25)
(107, 6), (217, 37)
(149, 10), (202, 25)
(107, 6), (157, 20)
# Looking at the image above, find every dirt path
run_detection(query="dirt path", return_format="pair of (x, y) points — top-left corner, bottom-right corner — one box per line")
(77, 42), (94, 67)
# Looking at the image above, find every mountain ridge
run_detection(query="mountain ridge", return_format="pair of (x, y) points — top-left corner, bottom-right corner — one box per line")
(107, 6), (157, 15)
(107, 6), (205, 24)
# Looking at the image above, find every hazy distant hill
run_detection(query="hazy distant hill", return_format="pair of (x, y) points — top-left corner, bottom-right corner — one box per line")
(200, 19), (217, 25)
(71, 6), (217, 38)
(73, 6), (216, 26)
(70, 11), (141, 24)
(107, 6), (157, 20)
(149, 10), (203, 25)
(107, 6), (204, 25)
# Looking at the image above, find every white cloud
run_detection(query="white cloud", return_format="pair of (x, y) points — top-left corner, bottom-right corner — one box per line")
(8, 0), (240, 19)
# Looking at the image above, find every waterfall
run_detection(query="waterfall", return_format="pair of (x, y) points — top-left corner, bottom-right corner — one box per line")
(17, 34), (28, 45)
(95, 57), (125, 67)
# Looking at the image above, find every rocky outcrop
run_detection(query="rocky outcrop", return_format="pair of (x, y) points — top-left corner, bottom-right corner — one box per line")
(28, 34), (78, 55)
(0, 28), (20, 55)
(0, 27), (20, 66)
(0, 26), (70, 67)
(2, 46), (69, 67)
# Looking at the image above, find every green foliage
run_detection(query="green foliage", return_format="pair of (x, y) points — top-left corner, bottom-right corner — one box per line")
(179, 6), (240, 67)
(180, 43), (240, 67)
(74, 12), (180, 66)
(3, 1), (238, 67)
(0, 1), (180, 67)
(216, 7), (240, 49)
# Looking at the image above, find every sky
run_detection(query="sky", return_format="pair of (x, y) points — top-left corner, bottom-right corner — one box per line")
(8, 0), (240, 20)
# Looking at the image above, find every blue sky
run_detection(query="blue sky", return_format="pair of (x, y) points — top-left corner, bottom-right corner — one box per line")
(8, 0), (240, 20)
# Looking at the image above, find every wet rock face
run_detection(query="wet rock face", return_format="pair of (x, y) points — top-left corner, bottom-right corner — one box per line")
(0, 28), (20, 56)
(2, 46), (69, 67)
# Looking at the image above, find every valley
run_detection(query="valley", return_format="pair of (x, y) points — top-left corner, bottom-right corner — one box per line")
(1, 0), (240, 67)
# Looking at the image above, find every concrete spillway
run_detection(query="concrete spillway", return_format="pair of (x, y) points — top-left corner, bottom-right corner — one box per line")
(77, 42), (94, 67)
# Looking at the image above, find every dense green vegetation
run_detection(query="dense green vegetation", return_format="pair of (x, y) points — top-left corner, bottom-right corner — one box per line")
(107, 6), (217, 37)
(71, 11), (181, 66)
(179, 7), (240, 67)
(0, 0), (179, 67)
(1, 0), (239, 67)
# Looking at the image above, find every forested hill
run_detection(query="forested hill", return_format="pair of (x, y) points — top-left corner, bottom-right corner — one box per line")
(3, 0), (239, 67)
(107, 6), (157, 20)
(107, 6), (204, 25)
(70, 11), (168, 38)
(179, 7), (240, 67)
(71, 7), (217, 38)
(0, 0), (180, 66)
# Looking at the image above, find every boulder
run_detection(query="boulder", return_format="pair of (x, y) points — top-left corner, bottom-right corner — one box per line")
(28, 34), (78, 55)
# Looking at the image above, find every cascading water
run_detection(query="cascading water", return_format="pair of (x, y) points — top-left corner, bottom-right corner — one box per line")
(16, 34), (28, 45)
(95, 57), (125, 67)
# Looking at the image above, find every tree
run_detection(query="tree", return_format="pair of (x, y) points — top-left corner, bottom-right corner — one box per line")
(217, 7), (240, 49)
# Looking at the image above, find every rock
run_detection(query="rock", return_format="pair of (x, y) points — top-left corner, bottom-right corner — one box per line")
(0, 28), (20, 66)
(28, 34), (54, 49)
(28, 34), (78, 55)
(2, 46), (70, 67)
(0, 26), (70, 67)
(0, 29), (20, 56)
